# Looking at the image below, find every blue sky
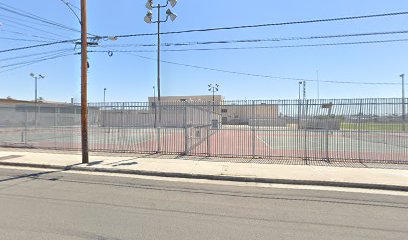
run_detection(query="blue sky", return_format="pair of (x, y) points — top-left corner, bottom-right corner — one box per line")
(0, 0), (408, 102)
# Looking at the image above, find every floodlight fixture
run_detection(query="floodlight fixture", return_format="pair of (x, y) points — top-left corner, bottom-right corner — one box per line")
(144, 10), (153, 23)
(169, 0), (177, 8)
(166, 9), (177, 21)
(146, 0), (153, 10)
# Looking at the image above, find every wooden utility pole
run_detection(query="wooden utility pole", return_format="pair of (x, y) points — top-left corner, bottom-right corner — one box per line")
(80, 0), (89, 163)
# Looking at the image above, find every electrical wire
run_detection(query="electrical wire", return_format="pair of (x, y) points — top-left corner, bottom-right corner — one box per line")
(92, 38), (408, 53)
(0, 28), (62, 41)
(0, 36), (55, 43)
(0, 52), (75, 73)
(90, 47), (400, 86)
(0, 17), (72, 39)
(100, 30), (408, 48)
(111, 11), (408, 38)
(0, 13), (84, 38)
(0, 48), (74, 62)
(0, 2), (80, 33)
(0, 39), (78, 54)
(0, 51), (74, 68)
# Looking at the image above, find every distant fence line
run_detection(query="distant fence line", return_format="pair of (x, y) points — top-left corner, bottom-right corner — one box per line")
(0, 98), (407, 164)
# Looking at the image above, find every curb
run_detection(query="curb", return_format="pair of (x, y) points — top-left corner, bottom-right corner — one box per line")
(1, 161), (407, 192)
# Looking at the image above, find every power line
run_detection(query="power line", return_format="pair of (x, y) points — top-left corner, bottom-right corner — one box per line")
(0, 28), (62, 41)
(0, 52), (75, 73)
(0, 36), (55, 43)
(0, 3), (99, 38)
(0, 50), (75, 68)
(111, 11), (408, 38)
(100, 30), (408, 48)
(0, 13), (81, 38)
(0, 48), (74, 62)
(0, 17), (72, 39)
(89, 48), (400, 86)
(93, 38), (408, 53)
(0, 3), (81, 34)
(0, 39), (78, 54)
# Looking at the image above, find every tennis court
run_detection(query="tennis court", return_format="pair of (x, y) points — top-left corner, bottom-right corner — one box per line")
(0, 126), (185, 153)
(1, 98), (408, 163)
(186, 126), (407, 163)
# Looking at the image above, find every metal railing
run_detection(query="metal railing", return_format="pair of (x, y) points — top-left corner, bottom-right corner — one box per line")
(0, 98), (407, 163)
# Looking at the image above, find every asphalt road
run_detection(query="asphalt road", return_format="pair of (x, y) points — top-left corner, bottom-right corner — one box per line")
(0, 167), (407, 240)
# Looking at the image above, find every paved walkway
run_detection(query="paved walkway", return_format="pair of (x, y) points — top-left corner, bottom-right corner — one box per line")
(0, 148), (407, 191)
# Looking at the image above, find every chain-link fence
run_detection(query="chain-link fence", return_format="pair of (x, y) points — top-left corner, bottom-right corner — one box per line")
(0, 98), (407, 163)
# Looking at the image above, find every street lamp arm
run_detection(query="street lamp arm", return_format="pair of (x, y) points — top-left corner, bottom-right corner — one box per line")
(60, 0), (81, 24)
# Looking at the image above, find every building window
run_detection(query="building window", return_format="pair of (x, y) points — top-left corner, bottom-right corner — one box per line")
(221, 109), (227, 113)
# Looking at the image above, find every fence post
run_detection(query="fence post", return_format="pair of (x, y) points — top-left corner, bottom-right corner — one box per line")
(54, 105), (58, 149)
(24, 106), (28, 144)
(157, 102), (161, 153)
(325, 105), (332, 162)
(184, 101), (188, 155)
(37, 105), (41, 128)
(252, 100), (256, 159)
(358, 99), (363, 161)
(207, 101), (211, 157)
(304, 100), (309, 163)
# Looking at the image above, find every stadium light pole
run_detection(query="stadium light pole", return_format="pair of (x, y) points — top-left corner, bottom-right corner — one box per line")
(298, 81), (302, 127)
(29, 73), (45, 104)
(303, 80), (306, 101)
(401, 74), (406, 131)
(208, 84), (219, 112)
(144, 0), (178, 103)
(298, 81), (302, 100)
(145, 1), (177, 150)
(29, 73), (45, 127)
(103, 88), (107, 104)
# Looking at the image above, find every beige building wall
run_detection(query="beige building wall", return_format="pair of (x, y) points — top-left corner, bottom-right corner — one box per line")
(148, 95), (224, 104)
(221, 104), (279, 124)
(148, 95), (224, 115)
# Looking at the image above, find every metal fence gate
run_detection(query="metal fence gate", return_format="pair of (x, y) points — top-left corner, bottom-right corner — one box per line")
(0, 98), (407, 163)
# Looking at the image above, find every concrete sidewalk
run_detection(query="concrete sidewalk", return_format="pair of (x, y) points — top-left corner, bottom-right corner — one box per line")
(0, 148), (407, 191)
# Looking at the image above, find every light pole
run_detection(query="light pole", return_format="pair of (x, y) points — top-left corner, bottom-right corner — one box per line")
(303, 80), (306, 101)
(401, 74), (405, 131)
(30, 73), (45, 104)
(298, 81), (302, 127)
(298, 81), (302, 100)
(144, 0), (178, 103)
(103, 88), (107, 104)
(208, 84), (219, 112)
(30, 73), (45, 127)
(316, 70), (320, 100)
